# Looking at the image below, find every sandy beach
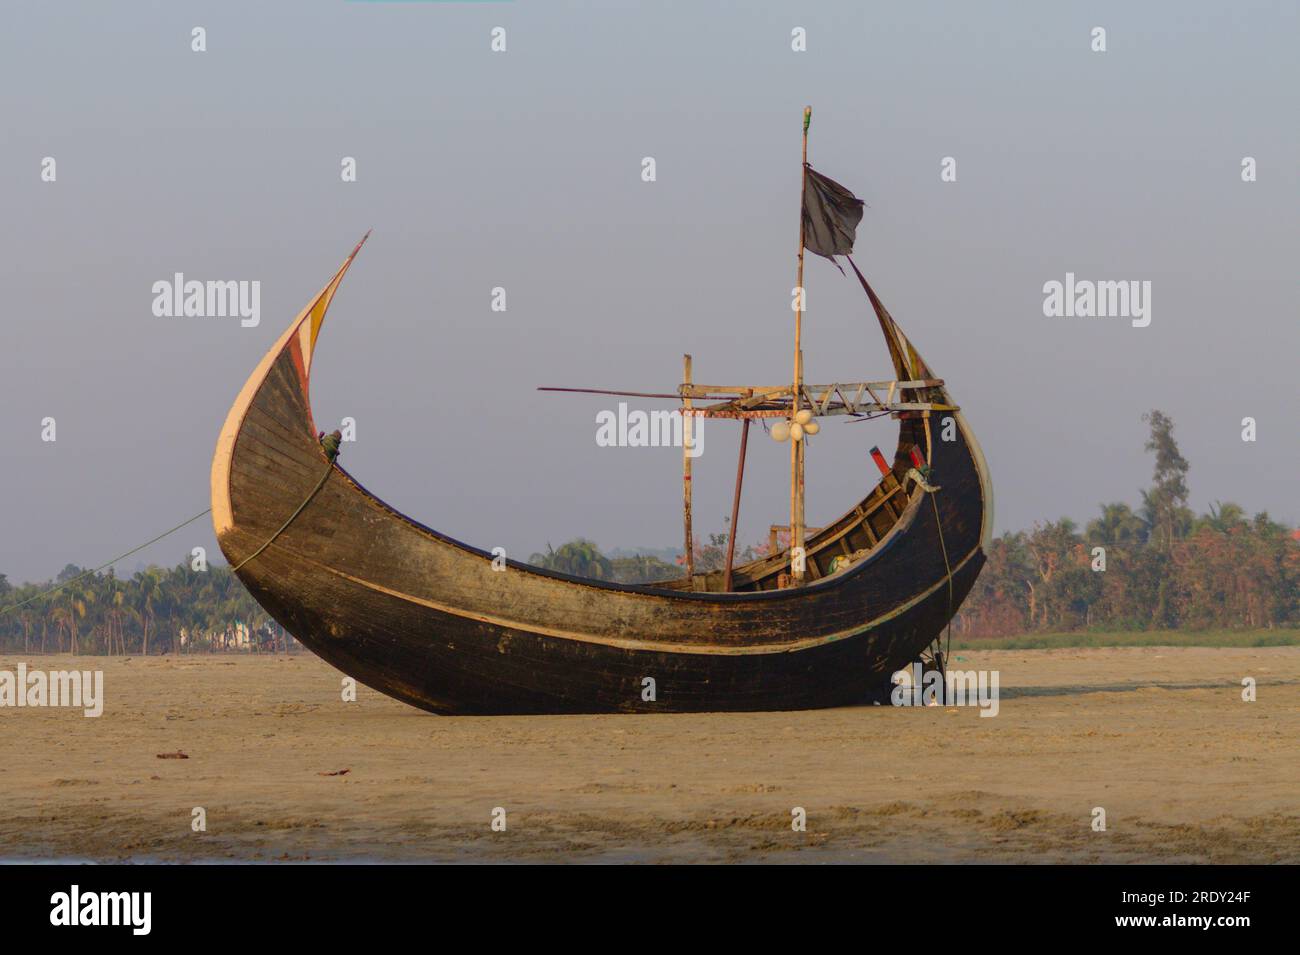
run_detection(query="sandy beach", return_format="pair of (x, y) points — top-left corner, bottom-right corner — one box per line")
(1, 647), (1295, 863)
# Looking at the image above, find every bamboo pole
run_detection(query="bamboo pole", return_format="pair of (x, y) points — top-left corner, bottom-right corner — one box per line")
(790, 105), (811, 585)
(682, 354), (695, 584)
(723, 416), (751, 592)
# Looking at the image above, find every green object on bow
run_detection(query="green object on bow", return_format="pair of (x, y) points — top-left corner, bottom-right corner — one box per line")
(319, 429), (343, 462)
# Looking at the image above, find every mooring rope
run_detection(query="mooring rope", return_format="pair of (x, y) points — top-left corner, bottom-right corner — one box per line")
(0, 509), (213, 617)
(229, 462), (336, 573)
(0, 460), (336, 618)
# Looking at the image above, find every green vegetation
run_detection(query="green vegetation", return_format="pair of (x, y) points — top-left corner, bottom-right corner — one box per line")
(610, 554), (681, 585)
(528, 539), (616, 580)
(949, 629), (1300, 651)
(528, 522), (763, 585)
(0, 562), (285, 655)
(957, 410), (1299, 638)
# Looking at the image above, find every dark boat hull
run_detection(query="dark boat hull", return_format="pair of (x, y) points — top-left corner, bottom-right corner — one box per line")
(239, 540), (984, 714)
(212, 242), (992, 714)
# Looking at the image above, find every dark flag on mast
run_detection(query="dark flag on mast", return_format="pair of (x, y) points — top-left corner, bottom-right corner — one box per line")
(802, 165), (864, 270)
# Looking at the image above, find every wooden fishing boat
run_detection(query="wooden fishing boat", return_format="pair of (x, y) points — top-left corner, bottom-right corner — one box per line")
(210, 113), (992, 714)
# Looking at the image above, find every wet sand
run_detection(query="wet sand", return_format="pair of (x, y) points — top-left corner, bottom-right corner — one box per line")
(1, 647), (1296, 863)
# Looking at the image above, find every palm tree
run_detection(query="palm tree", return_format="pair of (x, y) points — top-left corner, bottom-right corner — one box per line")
(528, 539), (614, 579)
(20, 610), (30, 653)
(49, 604), (70, 653)
(134, 569), (163, 656)
(1194, 501), (1247, 534)
(70, 583), (94, 657)
(1086, 502), (1148, 547)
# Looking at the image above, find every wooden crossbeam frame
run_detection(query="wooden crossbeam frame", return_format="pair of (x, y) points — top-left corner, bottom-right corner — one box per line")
(680, 378), (942, 399)
(680, 402), (957, 420)
(675, 379), (954, 420)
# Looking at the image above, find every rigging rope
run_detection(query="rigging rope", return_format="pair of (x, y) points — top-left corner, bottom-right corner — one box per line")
(930, 492), (955, 665)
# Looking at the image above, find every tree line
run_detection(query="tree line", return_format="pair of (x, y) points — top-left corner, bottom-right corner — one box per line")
(3, 410), (1294, 653)
(0, 562), (288, 655)
(956, 411), (1299, 635)
(532, 410), (1300, 635)
(527, 528), (759, 584)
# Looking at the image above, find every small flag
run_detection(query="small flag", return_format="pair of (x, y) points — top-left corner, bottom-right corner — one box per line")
(803, 166), (865, 269)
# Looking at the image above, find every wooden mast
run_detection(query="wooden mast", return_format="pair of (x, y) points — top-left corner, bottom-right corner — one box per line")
(790, 106), (811, 585)
(682, 353), (695, 584)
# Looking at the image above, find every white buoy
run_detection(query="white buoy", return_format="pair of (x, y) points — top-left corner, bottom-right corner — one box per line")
(771, 420), (791, 442)
(794, 409), (813, 425)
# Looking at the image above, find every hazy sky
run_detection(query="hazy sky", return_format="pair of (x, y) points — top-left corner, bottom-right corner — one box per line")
(2, 1), (1296, 583)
